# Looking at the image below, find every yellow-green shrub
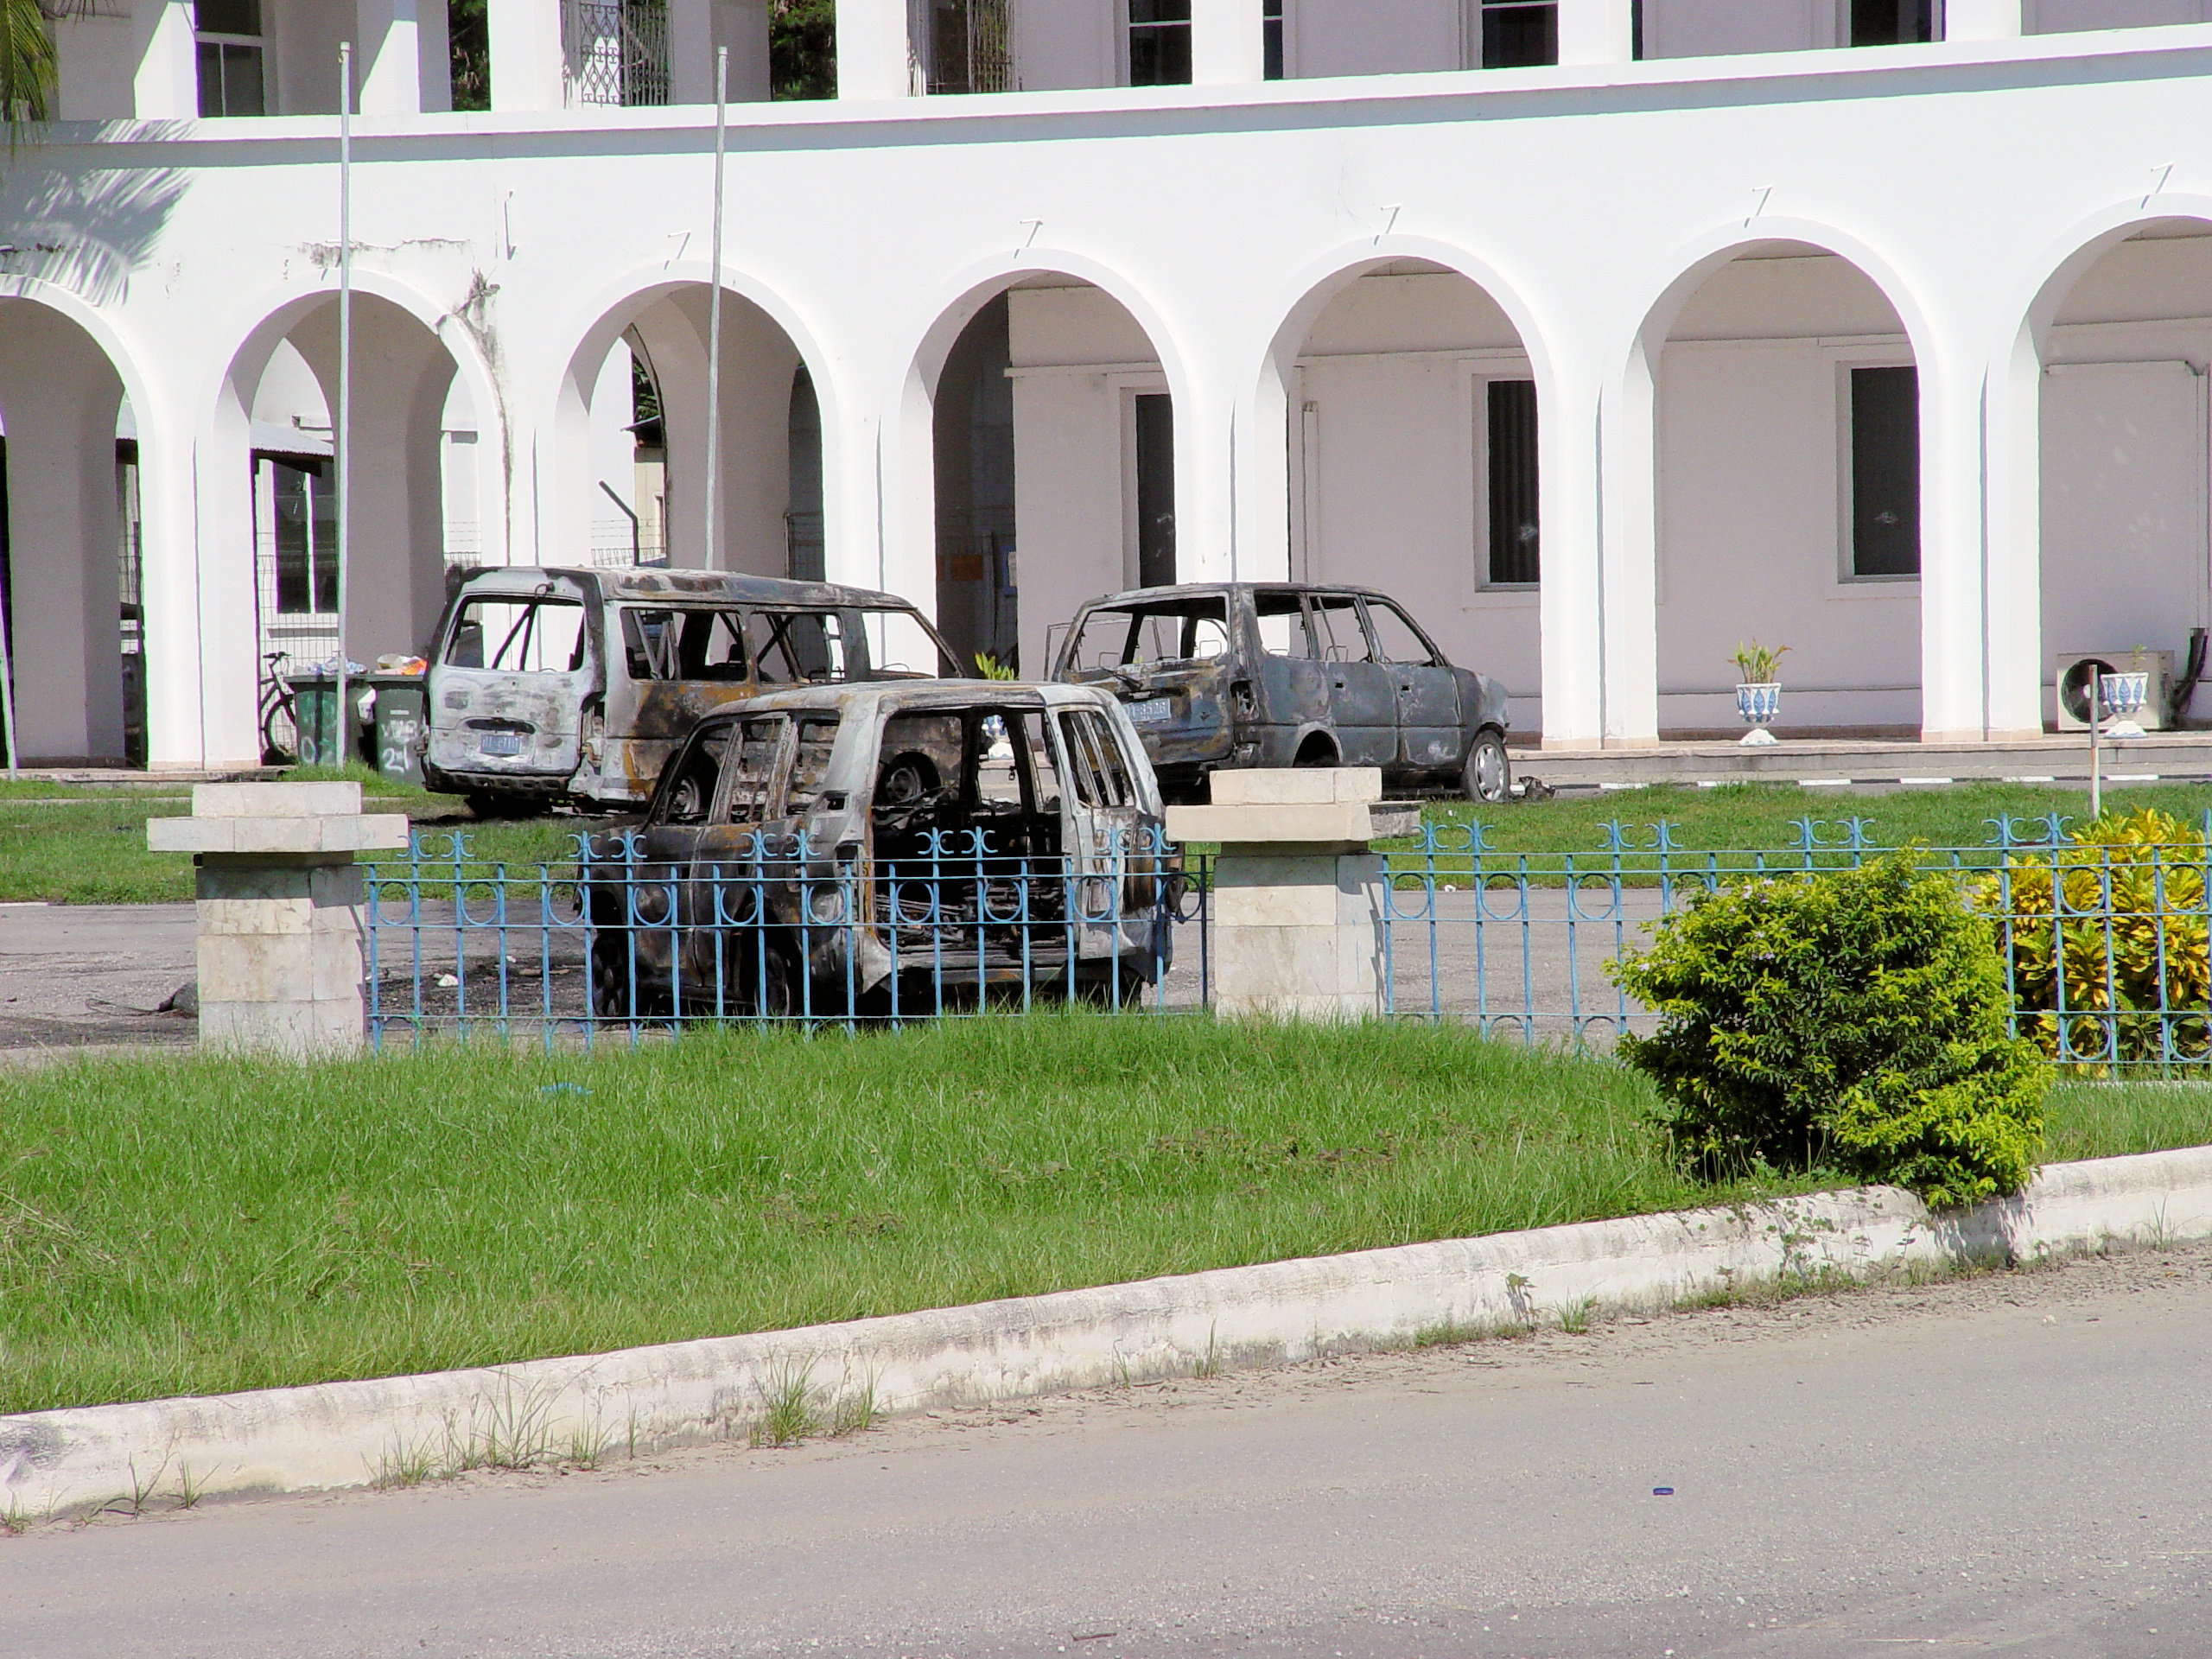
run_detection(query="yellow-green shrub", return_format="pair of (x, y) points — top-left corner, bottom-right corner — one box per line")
(1973, 807), (2212, 1066)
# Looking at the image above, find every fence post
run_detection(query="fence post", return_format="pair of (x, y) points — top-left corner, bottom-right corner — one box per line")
(148, 782), (410, 1057)
(1166, 769), (1418, 1020)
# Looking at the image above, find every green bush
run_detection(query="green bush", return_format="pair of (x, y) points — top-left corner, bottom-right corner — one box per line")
(1610, 855), (2049, 1207)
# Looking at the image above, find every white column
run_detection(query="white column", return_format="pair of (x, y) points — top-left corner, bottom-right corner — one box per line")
(836, 0), (916, 99)
(1944, 0), (2024, 41)
(1191, 0), (1265, 85)
(1980, 333), (2045, 741)
(356, 0), (425, 115)
(416, 0), (454, 113)
(1556, 0), (1637, 66)
(1918, 355), (2006, 743)
(131, 0), (199, 118)
(489, 0), (566, 111)
(669, 0), (712, 104)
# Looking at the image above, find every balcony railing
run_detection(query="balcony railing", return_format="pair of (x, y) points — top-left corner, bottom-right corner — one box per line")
(563, 0), (671, 108)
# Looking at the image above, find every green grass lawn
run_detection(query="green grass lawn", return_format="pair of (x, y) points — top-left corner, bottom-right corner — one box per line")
(0, 766), (595, 903)
(3, 772), (2201, 905)
(1, 1014), (2205, 1416)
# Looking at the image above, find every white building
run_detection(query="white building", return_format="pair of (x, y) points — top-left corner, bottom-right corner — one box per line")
(0, 0), (2208, 766)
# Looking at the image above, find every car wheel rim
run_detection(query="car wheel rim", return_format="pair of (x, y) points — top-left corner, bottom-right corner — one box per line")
(1475, 744), (1506, 800)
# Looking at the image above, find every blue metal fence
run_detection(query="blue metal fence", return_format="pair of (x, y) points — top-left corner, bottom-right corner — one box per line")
(363, 810), (2212, 1071)
(1380, 812), (2212, 1071)
(363, 826), (1207, 1046)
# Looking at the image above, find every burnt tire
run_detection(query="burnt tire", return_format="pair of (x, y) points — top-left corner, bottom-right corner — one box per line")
(589, 931), (664, 1020)
(1462, 729), (1511, 805)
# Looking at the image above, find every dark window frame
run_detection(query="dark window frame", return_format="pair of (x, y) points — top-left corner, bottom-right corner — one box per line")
(1128, 0), (1192, 86)
(1846, 363), (1922, 582)
(1479, 0), (1558, 69)
(1484, 378), (1541, 588)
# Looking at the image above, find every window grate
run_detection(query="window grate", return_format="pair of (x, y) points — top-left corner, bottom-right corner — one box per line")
(563, 0), (671, 108)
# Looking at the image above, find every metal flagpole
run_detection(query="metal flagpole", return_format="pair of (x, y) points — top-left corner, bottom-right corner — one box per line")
(334, 41), (355, 769)
(0, 582), (17, 778)
(703, 47), (728, 570)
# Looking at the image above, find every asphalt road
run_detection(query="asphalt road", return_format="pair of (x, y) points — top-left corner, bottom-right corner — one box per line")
(5, 1245), (2209, 1658)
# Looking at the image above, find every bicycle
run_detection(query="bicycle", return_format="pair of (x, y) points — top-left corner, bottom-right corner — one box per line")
(257, 650), (297, 765)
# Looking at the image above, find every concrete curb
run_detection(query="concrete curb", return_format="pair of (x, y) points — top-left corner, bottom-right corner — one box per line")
(8, 1145), (2211, 1520)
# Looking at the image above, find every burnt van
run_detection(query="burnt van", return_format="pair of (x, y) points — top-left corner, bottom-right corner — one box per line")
(422, 567), (965, 815)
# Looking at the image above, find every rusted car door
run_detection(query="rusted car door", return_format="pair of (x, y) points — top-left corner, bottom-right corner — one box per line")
(1052, 702), (1159, 971)
(606, 606), (758, 805)
(681, 714), (798, 1006)
(1301, 593), (1396, 771)
(1360, 596), (1465, 775)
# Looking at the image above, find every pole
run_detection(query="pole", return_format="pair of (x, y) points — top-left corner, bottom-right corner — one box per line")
(0, 585), (17, 778)
(702, 47), (728, 570)
(2088, 669), (2102, 822)
(334, 41), (354, 771)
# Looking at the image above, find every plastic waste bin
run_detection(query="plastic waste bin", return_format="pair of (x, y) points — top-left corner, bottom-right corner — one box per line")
(285, 671), (374, 770)
(364, 673), (429, 786)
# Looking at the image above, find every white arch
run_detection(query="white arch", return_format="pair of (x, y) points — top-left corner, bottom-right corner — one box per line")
(1598, 215), (1940, 745)
(548, 262), (835, 576)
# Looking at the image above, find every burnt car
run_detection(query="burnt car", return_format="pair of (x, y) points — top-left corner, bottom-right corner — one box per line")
(423, 566), (965, 816)
(581, 681), (1175, 1019)
(1051, 582), (1513, 803)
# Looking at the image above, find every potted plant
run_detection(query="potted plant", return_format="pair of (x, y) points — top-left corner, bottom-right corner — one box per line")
(1730, 640), (1788, 747)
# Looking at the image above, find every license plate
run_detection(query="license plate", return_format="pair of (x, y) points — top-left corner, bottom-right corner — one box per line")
(479, 732), (524, 757)
(1123, 697), (1173, 725)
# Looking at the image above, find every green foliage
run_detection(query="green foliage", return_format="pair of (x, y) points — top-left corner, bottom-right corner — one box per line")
(448, 0), (490, 111)
(974, 652), (1017, 680)
(1727, 639), (1788, 684)
(1972, 806), (2212, 1067)
(1611, 855), (2049, 1206)
(0, 0), (54, 130)
(771, 0), (836, 100)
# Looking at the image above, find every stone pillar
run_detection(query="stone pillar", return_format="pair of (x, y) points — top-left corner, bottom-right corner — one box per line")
(1191, 0), (1265, 85)
(489, 0), (567, 111)
(1944, 0), (2024, 41)
(131, 0), (199, 118)
(416, 0), (454, 111)
(1556, 0), (1636, 65)
(836, 0), (917, 99)
(1164, 769), (1416, 1020)
(148, 783), (409, 1056)
(356, 0), (427, 115)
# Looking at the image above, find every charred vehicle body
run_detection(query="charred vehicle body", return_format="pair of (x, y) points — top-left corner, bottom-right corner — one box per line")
(423, 567), (965, 815)
(580, 681), (1176, 1019)
(1051, 582), (1513, 803)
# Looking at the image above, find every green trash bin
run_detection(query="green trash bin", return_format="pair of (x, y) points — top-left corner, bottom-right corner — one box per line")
(365, 674), (429, 786)
(285, 671), (374, 770)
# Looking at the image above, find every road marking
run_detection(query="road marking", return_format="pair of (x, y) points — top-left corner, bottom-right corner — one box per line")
(1898, 777), (1954, 785)
(1801, 779), (1853, 787)
(2004, 775), (2057, 784)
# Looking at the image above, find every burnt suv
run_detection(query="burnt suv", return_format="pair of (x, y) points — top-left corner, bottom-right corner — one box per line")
(582, 681), (1175, 1019)
(423, 566), (963, 817)
(1051, 582), (1512, 803)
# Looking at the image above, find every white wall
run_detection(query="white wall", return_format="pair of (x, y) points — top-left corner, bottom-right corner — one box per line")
(1012, 0), (1117, 90)
(1007, 282), (1163, 672)
(1656, 253), (1919, 736)
(1642, 0), (1831, 60)
(54, 16), (138, 120)
(2028, 0), (2210, 32)
(1296, 270), (1538, 728)
(2039, 231), (2212, 724)
(1290, 0), (1460, 79)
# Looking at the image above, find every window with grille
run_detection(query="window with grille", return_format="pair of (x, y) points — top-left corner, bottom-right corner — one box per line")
(1485, 380), (1540, 586)
(1850, 366), (1920, 577)
(195, 0), (266, 116)
(1129, 0), (1192, 86)
(930, 0), (1014, 94)
(1479, 0), (1556, 68)
(1850, 0), (1936, 46)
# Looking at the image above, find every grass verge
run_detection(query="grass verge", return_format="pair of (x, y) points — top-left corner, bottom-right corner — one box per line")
(2, 1014), (2205, 1417)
